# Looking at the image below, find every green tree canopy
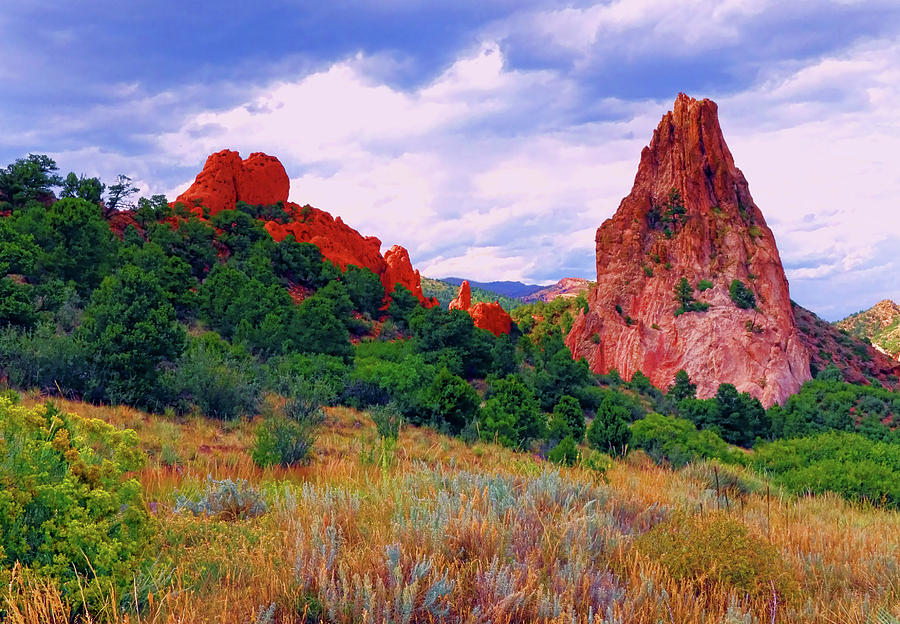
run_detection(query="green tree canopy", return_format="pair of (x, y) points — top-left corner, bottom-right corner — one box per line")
(586, 396), (631, 455)
(668, 369), (697, 402)
(12, 197), (119, 293)
(79, 264), (186, 407)
(0, 154), (62, 206)
(479, 374), (545, 448)
(60, 172), (105, 204)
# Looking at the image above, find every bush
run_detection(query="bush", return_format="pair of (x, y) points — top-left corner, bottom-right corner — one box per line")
(370, 402), (403, 440)
(386, 284), (420, 330)
(175, 476), (268, 520)
(478, 375), (545, 448)
(580, 450), (613, 475)
(751, 431), (900, 506)
(79, 264), (185, 408)
(0, 324), (89, 395)
(681, 460), (769, 501)
(251, 412), (323, 468)
(421, 367), (480, 434)
(348, 352), (435, 421)
(729, 279), (756, 309)
(635, 512), (796, 602)
(271, 236), (330, 288)
(265, 352), (348, 404)
(548, 436), (578, 466)
(586, 396), (631, 455)
(343, 265), (386, 317)
(697, 279), (713, 291)
(0, 398), (152, 611)
(629, 413), (739, 467)
(165, 333), (261, 420)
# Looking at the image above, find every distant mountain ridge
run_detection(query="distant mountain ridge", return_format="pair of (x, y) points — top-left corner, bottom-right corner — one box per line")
(421, 277), (524, 311)
(442, 277), (545, 299)
(522, 278), (593, 303)
(836, 299), (900, 361)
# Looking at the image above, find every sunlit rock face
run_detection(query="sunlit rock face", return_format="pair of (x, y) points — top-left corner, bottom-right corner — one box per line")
(566, 94), (810, 407)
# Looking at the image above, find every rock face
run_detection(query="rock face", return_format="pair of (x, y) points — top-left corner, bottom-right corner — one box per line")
(176, 150), (435, 306)
(449, 280), (512, 336)
(449, 280), (472, 311)
(566, 94), (810, 407)
(836, 299), (900, 361)
(522, 278), (593, 303)
(795, 303), (900, 385)
(175, 150), (289, 215)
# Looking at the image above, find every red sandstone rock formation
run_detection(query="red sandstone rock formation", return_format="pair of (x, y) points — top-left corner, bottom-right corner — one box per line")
(383, 245), (430, 302)
(449, 280), (512, 336)
(175, 150), (290, 215)
(175, 150), (434, 306)
(566, 94), (810, 407)
(449, 280), (472, 311)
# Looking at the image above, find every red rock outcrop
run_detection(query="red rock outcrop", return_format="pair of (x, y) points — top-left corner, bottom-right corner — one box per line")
(175, 150), (290, 215)
(566, 94), (810, 407)
(176, 150), (434, 306)
(383, 245), (432, 302)
(449, 280), (472, 311)
(449, 280), (512, 336)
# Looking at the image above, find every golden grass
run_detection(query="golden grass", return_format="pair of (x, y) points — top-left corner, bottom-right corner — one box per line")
(6, 392), (900, 622)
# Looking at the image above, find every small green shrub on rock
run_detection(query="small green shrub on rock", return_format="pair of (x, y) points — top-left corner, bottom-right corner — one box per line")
(729, 279), (756, 309)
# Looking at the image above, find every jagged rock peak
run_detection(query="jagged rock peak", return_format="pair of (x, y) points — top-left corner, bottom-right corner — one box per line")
(449, 280), (472, 311)
(448, 280), (512, 336)
(566, 94), (810, 407)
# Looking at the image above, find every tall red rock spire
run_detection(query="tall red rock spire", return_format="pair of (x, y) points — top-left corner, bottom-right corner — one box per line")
(566, 94), (810, 407)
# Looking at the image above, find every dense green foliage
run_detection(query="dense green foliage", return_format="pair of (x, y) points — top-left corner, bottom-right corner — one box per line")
(630, 413), (739, 467)
(752, 432), (900, 505)
(768, 378), (900, 442)
(0, 396), (152, 611)
(79, 265), (186, 408)
(479, 375), (545, 448)
(586, 396), (631, 454)
(729, 279), (756, 309)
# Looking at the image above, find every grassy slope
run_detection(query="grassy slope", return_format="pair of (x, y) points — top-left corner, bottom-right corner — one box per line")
(794, 302), (900, 388)
(421, 277), (525, 311)
(836, 302), (900, 359)
(8, 393), (900, 623)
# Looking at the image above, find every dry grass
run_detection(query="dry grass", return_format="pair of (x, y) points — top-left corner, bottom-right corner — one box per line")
(6, 392), (900, 623)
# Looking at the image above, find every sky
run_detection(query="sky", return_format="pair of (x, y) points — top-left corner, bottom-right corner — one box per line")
(2, 0), (899, 321)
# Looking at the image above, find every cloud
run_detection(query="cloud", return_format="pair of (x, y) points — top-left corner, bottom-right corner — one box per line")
(4, 1), (900, 321)
(160, 42), (655, 284)
(719, 37), (900, 317)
